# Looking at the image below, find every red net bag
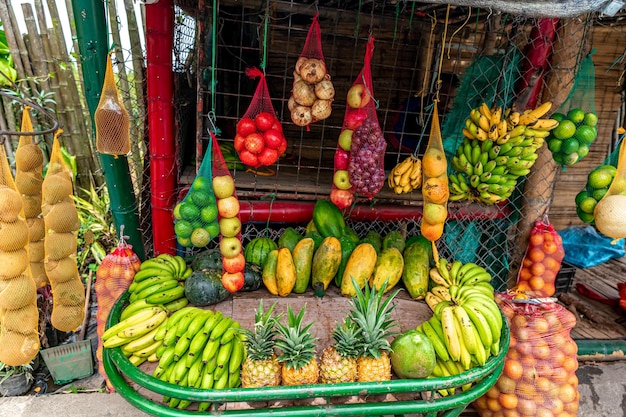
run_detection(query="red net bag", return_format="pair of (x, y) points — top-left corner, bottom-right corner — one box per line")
(94, 232), (141, 390)
(516, 216), (565, 297)
(234, 68), (287, 169)
(331, 37), (385, 209)
(289, 13), (334, 128)
(473, 293), (580, 417)
(211, 131), (246, 293)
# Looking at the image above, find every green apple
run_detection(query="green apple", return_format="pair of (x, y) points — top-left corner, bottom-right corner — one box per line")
(212, 175), (235, 199)
(219, 217), (242, 238)
(338, 129), (353, 151)
(333, 169), (352, 190)
(220, 236), (242, 258)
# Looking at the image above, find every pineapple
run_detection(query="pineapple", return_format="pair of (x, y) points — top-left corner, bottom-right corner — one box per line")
(349, 279), (400, 382)
(275, 305), (319, 385)
(240, 300), (283, 388)
(319, 318), (361, 384)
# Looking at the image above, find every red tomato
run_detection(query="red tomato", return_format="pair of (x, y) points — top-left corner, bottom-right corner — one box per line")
(264, 129), (284, 150)
(244, 133), (265, 154)
(239, 149), (259, 167)
(271, 120), (283, 133)
(257, 147), (279, 166)
(237, 117), (257, 136)
(234, 133), (246, 152)
(255, 112), (275, 132)
(277, 138), (288, 155)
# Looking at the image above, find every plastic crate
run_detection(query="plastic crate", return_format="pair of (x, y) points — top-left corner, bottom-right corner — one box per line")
(555, 261), (576, 294)
(41, 339), (94, 384)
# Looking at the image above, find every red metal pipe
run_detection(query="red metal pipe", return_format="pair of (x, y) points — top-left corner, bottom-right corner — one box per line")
(146, 0), (177, 255)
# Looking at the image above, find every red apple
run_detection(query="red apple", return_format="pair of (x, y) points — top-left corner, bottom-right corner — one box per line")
(223, 252), (246, 273)
(244, 133), (265, 154)
(263, 129), (284, 150)
(338, 129), (353, 151)
(333, 169), (352, 190)
(258, 147), (279, 166)
(237, 117), (257, 136)
(218, 196), (240, 218)
(344, 108), (367, 130)
(239, 149), (259, 167)
(234, 133), (246, 152)
(334, 149), (350, 170)
(255, 112), (275, 132)
(346, 84), (371, 109)
(330, 188), (355, 209)
(277, 138), (288, 155)
(271, 120), (283, 133)
(221, 271), (244, 293)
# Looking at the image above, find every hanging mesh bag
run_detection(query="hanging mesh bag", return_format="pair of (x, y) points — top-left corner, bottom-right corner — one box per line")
(0, 140), (40, 366)
(289, 13), (334, 128)
(234, 68), (286, 169)
(331, 37), (385, 209)
(94, 52), (131, 157)
(212, 131), (246, 293)
(173, 142), (220, 248)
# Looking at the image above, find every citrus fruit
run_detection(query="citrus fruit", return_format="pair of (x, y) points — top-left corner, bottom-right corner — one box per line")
(389, 330), (435, 379)
(173, 203), (183, 221)
(583, 111), (598, 127)
(190, 190), (214, 208)
(190, 227), (211, 247)
(562, 153), (579, 166)
(422, 148), (447, 177)
(592, 187), (609, 201)
(552, 152), (564, 164)
(174, 220), (194, 238)
(551, 112), (566, 122)
(551, 119), (576, 140)
(598, 164), (617, 177)
(575, 190), (589, 206)
(578, 196), (597, 214)
(200, 204), (218, 223)
(179, 202), (200, 222)
(423, 203), (447, 224)
(567, 108), (585, 124)
(577, 143), (590, 158)
(205, 221), (221, 239)
(561, 138), (579, 154)
(588, 168), (614, 189)
(574, 125), (597, 144)
(192, 176), (212, 194)
(576, 207), (595, 224)
(547, 138), (562, 153)
(422, 178), (449, 204)
(177, 235), (192, 247)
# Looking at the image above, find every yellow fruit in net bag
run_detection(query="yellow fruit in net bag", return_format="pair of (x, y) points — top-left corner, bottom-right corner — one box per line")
(0, 187), (24, 223)
(15, 143), (44, 172)
(42, 175), (73, 205)
(44, 232), (78, 260)
(51, 302), (84, 332)
(0, 220), (29, 252)
(45, 257), (80, 284)
(0, 328), (40, 366)
(42, 201), (80, 233)
(0, 275), (37, 310)
(52, 278), (86, 306)
(0, 248), (29, 278)
(14, 170), (42, 196)
(27, 217), (46, 241)
(1, 304), (39, 333)
(21, 194), (42, 219)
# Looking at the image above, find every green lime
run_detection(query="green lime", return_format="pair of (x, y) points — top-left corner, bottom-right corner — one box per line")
(192, 176), (213, 194)
(551, 112), (566, 122)
(204, 221), (221, 239)
(579, 196), (598, 214)
(177, 235), (192, 247)
(577, 144), (590, 158)
(173, 203), (183, 221)
(583, 112), (598, 127)
(553, 152), (564, 164)
(576, 207), (595, 224)
(190, 190), (214, 208)
(390, 330), (436, 379)
(562, 152), (579, 166)
(174, 220), (194, 238)
(592, 187), (609, 201)
(179, 202), (200, 222)
(567, 108), (586, 125)
(190, 227), (211, 248)
(552, 119), (576, 140)
(200, 204), (218, 224)
(561, 138), (579, 154)
(597, 165), (617, 177)
(548, 138), (562, 153)
(588, 169), (614, 189)
(575, 190), (589, 206)
(574, 125), (597, 144)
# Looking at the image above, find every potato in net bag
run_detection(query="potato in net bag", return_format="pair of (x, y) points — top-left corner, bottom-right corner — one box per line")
(43, 135), (85, 332)
(94, 52), (130, 157)
(173, 142), (219, 248)
(212, 130), (245, 293)
(235, 68), (286, 169)
(289, 13), (334, 127)
(594, 136), (626, 242)
(14, 107), (47, 288)
(0, 143), (40, 366)
(95, 232), (141, 391)
(473, 293), (580, 417)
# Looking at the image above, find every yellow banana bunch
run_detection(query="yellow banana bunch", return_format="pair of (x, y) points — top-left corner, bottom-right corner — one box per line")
(463, 103), (507, 142)
(388, 155), (422, 194)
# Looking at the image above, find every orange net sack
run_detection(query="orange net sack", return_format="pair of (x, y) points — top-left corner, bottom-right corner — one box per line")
(95, 233), (141, 390)
(94, 52), (130, 157)
(0, 139), (40, 366)
(14, 107), (47, 289)
(473, 293), (580, 417)
(42, 134), (85, 332)
(234, 68), (286, 168)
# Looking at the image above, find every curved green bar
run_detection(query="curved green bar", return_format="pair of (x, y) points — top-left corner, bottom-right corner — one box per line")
(104, 292), (509, 416)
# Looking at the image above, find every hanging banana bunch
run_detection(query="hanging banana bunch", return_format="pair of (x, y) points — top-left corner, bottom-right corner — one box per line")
(388, 155), (422, 194)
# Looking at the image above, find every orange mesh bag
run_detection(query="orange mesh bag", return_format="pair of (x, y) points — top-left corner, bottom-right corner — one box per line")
(0, 143), (40, 366)
(331, 37), (385, 209)
(289, 13), (334, 128)
(14, 107), (47, 288)
(234, 68), (286, 169)
(95, 233), (141, 390)
(42, 134), (85, 332)
(94, 52), (130, 157)
(516, 216), (565, 297)
(473, 293), (580, 417)
(212, 131), (246, 293)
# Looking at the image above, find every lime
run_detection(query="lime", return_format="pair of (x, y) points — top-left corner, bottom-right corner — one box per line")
(576, 207), (595, 224)
(592, 187), (609, 201)
(551, 112), (566, 122)
(552, 119), (576, 140)
(562, 153), (579, 166)
(567, 108), (586, 125)
(192, 176), (213, 194)
(174, 220), (194, 238)
(547, 138), (562, 153)
(190, 190), (214, 208)
(177, 235), (192, 247)
(190, 227), (211, 248)
(561, 138), (579, 154)
(597, 164), (617, 177)
(583, 112), (598, 127)
(179, 202), (200, 222)
(173, 203), (183, 221)
(574, 125), (597, 144)
(579, 196), (597, 214)
(553, 152), (564, 164)
(575, 190), (589, 206)
(588, 169), (614, 189)
(390, 330), (436, 379)
(200, 204), (218, 224)
(577, 144), (590, 158)
(204, 221), (221, 239)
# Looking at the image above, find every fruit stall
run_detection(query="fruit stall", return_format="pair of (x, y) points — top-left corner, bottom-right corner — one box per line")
(2, 0), (626, 416)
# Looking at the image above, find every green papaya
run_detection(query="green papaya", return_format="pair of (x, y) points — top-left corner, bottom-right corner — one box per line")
(360, 230), (382, 254)
(402, 236), (432, 300)
(383, 230), (405, 253)
(304, 231), (324, 252)
(343, 226), (360, 246)
(312, 199), (346, 238)
(370, 247), (404, 293)
(278, 227), (303, 252)
(334, 234), (357, 287)
(305, 219), (318, 235)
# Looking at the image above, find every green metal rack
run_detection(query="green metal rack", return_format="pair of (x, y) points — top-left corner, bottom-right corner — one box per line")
(103, 292), (509, 417)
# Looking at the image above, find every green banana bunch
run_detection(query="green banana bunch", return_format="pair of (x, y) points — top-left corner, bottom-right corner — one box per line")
(220, 143), (245, 171)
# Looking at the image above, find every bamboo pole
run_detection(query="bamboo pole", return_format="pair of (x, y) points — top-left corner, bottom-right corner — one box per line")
(20, 4), (52, 95)
(0, 1), (38, 96)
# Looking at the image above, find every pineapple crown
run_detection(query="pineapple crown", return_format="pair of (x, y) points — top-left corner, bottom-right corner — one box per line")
(332, 318), (362, 359)
(240, 300), (282, 361)
(348, 279), (400, 359)
(275, 305), (317, 371)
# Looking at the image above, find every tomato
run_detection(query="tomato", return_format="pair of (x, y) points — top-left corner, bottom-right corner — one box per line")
(244, 132), (265, 154)
(257, 147), (279, 166)
(255, 111), (276, 132)
(234, 133), (246, 152)
(239, 149), (259, 167)
(271, 120), (283, 132)
(277, 137), (288, 155)
(263, 129), (284, 150)
(237, 117), (257, 136)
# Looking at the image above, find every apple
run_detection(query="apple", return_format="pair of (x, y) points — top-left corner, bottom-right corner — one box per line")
(255, 112), (275, 132)
(344, 109), (367, 130)
(263, 129), (284, 150)
(333, 169), (352, 190)
(220, 236), (242, 258)
(223, 252), (246, 274)
(338, 129), (353, 152)
(239, 149), (259, 167)
(219, 216), (242, 238)
(346, 84), (371, 109)
(330, 188), (354, 209)
(237, 117), (257, 137)
(213, 175), (235, 199)
(221, 271), (245, 293)
(244, 132), (265, 154)
(234, 133), (246, 152)
(217, 196), (240, 218)
(278, 139), (288, 155)
(334, 149), (350, 170)
(258, 147), (279, 166)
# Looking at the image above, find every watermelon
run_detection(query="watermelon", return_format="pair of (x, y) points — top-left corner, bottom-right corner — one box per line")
(244, 237), (278, 267)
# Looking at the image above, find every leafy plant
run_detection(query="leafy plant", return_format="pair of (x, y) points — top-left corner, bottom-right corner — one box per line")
(0, 361), (34, 385)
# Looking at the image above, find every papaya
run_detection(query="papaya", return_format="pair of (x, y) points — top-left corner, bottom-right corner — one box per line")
(305, 219), (318, 235)
(402, 236), (432, 300)
(382, 230), (405, 253)
(278, 227), (303, 252)
(275, 247), (296, 297)
(304, 230), (324, 252)
(311, 236), (342, 297)
(340, 243), (378, 297)
(370, 247), (404, 293)
(360, 230), (382, 254)
(312, 199), (346, 238)
(262, 249), (279, 295)
(292, 237), (315, 294)
(334, 234), (357, 288)
(343, 226), (360, 246)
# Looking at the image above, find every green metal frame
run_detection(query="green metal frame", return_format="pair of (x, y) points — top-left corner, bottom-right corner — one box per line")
(104, 292), (509, 417)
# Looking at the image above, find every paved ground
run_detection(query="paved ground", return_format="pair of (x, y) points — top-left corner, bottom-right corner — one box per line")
(1, 360), (625, 417)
